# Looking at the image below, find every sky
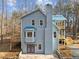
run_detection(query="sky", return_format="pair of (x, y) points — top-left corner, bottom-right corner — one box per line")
(0, 0), (79, 18)
(0, 0), (16, 14)
(16, 0), (57, 11)
(0, 0), (78, 13)
(0, 0), (58, 16)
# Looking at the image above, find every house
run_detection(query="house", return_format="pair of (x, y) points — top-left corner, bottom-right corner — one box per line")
(20, 3), (59, 54)
(52, 15), (66, 44)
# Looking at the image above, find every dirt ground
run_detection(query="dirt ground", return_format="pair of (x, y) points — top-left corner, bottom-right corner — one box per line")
(0, 52), (59, 59)
(19, 52), (59, 59)
(0, 52), (19, 59)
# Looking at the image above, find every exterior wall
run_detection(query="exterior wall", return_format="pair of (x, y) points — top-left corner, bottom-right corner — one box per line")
(21, 11), (46, 54)
(45, 4), (52, 54)
(21, 20), (27, 54)
(22, 11), (46, 29)
(52, 21), (59, 53)
(35, 28), (45, 54)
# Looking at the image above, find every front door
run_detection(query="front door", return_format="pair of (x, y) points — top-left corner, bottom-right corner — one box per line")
(27, 44), (35, 53)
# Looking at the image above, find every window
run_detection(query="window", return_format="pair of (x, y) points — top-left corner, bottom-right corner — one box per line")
(27, 32), (32, 37)
(38, 44), (41, 50)
(54, 32), (56, 38)
(32, 20), (35, 25)
(24, 31), (26, 37)
(40, 20), (43, 25)
(34, 32), (36, 37)
(60, 29), (64, 35)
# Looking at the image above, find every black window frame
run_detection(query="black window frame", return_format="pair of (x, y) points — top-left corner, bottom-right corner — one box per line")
(38, 44), (41, 50)
(32, 20), (35, 25)
(54, 32), (56, 38)
(40, 20), (43, 26)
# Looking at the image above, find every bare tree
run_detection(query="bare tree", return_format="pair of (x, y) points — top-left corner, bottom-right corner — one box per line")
(1, 0), (4, 43)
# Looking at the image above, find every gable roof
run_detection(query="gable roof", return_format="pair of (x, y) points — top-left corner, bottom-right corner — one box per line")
(20, 9), (46, 19)
(52, 15), (67, 21)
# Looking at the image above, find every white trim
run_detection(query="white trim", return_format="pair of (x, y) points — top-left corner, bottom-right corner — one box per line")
(24, 29), (35, 42)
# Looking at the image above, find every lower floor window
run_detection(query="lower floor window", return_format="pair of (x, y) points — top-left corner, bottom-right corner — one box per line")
(38, 44), (41, 50)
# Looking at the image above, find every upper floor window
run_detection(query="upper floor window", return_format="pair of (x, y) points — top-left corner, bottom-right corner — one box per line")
(40, 20), (43, 26)
(54, 32), (56, 38)
(32, 20), (35, 25)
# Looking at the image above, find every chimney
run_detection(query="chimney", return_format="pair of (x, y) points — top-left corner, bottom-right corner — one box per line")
(45, 2), (53, 54)
(45, 2), (52, 28)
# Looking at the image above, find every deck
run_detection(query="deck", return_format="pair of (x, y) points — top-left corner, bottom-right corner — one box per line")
(57, 44), (72, 59)
(57, 44), (79, 59)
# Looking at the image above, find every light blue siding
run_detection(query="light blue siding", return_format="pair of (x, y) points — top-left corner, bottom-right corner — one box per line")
(21, 4), (61, 54)
(52, 21), (59, 53)
(21, 10), (46, 54)
(22, 11), (46, 29)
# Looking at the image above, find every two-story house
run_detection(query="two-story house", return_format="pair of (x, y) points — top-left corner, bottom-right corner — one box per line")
(20, 2), (59, 54)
